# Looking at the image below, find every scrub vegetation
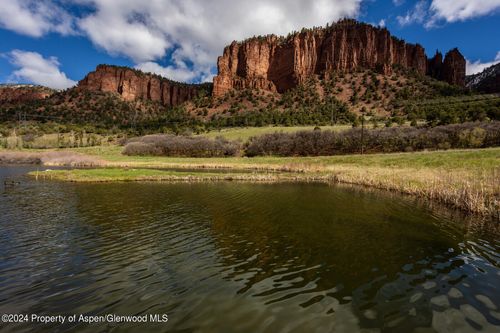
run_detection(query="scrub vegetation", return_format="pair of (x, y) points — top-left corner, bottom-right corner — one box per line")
(123, 134), (241, 157)
(244, 121), (500, 156)
(119, 121), (500, 157)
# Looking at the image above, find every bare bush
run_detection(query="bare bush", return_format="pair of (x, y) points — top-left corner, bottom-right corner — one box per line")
(245, 121), (500, 156)
(123, 134), (241, 157)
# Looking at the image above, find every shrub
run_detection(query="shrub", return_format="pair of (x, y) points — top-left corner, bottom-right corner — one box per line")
(244, 121), (500, 157)
(458, 127), (486, 148)
(122, 142), (162, 156)
(123, 134), (241, 157)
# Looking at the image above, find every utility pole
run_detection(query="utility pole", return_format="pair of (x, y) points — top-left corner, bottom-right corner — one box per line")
(361, 113), (365, 155)
(330, 98), (335, 126)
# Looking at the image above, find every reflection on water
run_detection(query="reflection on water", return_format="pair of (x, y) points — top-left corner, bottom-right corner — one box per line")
(0, 166), (499, 332)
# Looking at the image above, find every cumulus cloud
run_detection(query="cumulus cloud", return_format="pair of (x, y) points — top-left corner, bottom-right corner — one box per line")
(2, 1), (405, 82)
(466, 51), (500, 75)
(4, 0), (500, 82)
(428, 0), (500, 25)
(0, 0), (75, 37)
(75, 0), (362, 82)
(135, 61), (213, 83)
(396, 0), (500, 28)
(77, 3), (170, 63)
(7, 50), (76, 89)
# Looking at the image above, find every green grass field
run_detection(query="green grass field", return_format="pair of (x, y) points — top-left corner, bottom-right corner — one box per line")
(195, 122), (420, 142)
(3, 144), (498, 217)
(67, 145), (500, 173)
(197, 125), (352, 141)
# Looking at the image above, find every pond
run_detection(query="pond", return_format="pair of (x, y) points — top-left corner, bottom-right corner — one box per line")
(0, 166), (499, 332)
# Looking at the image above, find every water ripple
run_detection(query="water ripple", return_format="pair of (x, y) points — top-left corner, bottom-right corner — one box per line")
(0, 167), (499, 332)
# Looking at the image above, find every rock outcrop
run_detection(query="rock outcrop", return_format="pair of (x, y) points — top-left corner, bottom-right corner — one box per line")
(78, 65), (210, 107)
(213, 19), (466, 96)
(441, 48), (466, 86)
(427, 51), (443, 79)
(0, 85), (54, 104)
(466, 62), (500, 93)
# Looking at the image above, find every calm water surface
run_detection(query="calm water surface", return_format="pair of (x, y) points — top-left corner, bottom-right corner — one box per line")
(0, 166), (499, 333)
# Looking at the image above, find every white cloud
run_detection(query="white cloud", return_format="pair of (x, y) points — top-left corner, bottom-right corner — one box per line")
(7, 50), (76, 89)
(6, 0), (500, 82)
(0, 1), (365, 82)
(75, 0), (362, 82)
(135, 61), (212, 83)
(3, 1), (500, 83)
(397, 0), (428, 26)
(396, 0), (500, 28)
(428, 0), (500, 24)
(0, 0), (75, 37)
(77, 3), (170, 63)
(466, 51), (500, 75)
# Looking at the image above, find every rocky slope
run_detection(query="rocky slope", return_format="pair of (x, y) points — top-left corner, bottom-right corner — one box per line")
(78, 65), (211, 107)
(213, 19), (466, 96)
(0, 84), (54, 104)
(466, 62), (500, 93)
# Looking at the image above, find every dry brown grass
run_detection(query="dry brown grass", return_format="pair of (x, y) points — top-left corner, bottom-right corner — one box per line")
(30, 162), (499, 219)
(320, 165), (500, 219)
(0, 151), (104, 167)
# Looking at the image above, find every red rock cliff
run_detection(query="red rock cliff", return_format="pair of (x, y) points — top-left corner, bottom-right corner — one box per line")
(0, 85), (53, 104)
(441, 48), (466, 87)
(78, 65), (209, 106)
(213, 20), (465, 96)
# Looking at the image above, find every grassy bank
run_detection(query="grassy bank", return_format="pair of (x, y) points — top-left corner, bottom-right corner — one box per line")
(197, 125), (352, 141)
(11, 146), (498, 218)
(68, 145), (500, 171)
(30, 168), (321, 183)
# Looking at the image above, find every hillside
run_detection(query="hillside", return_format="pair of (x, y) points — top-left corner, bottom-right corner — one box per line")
(0, 88), (197, 131)
(2, 65), (498, 133)
(0, 84), (55, 105)
(0, 66), (211, 131)
(1, 20), (499, 133)
(188, 66), (499, 127)
(466, 62), (500, 93)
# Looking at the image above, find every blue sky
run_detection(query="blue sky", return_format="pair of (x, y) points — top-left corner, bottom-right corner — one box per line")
(0, 0), (499, 89)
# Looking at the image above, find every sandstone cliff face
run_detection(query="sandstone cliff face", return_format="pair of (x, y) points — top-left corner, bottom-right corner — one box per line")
(213, 20), (466, 96)
(427, 51), (443, 79)
(0, 85), (53, 104)
(78, 65), (209, 106)
(441, 48), (466, 86)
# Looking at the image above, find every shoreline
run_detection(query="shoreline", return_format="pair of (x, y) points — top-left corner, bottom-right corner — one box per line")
(1, 147), (499, 219)
(30, 167), (499, 220)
